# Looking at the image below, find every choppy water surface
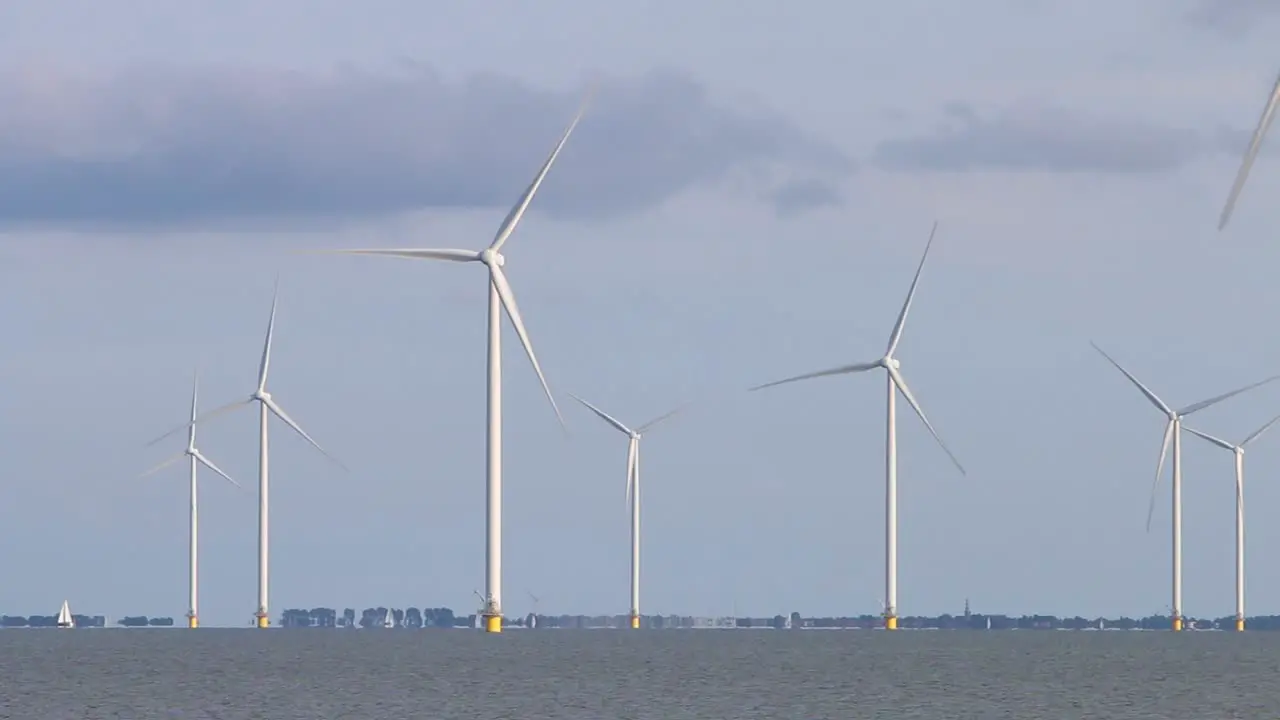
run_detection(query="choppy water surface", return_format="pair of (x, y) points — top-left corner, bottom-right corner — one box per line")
(2, 629), (1278, 719)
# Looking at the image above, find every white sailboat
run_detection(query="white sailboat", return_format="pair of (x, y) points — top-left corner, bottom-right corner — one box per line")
(56, 601), (74, 629)
(383, 608), (395, 629)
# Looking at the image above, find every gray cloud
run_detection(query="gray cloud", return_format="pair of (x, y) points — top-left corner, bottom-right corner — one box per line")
(1183, 0), (1280, 31)
(872, 103), (1211, 174)
(0, 65), (853, 229)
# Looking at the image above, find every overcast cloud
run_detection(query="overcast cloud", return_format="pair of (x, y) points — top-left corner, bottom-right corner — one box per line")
(0, 65), (853, 229)
(1184, 0), (1280, 30)
(872, 102), (1218, 174)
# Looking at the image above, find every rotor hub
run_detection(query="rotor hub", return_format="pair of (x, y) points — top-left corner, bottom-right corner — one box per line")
(479, 249), (505, 267)
(882, 356), (900, 369)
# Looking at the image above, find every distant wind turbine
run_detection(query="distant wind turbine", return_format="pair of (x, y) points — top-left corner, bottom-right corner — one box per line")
(150, 280), (345, 628)
(1090, 342), (1278, 631)
(749, 222), (964, 631)
(1219, 70), (1280, 231)
(567, 393), (685, 629)
(314, 92), (591, 633)
(1183, 413), (1280, 632)
(141, 370), (241, 629)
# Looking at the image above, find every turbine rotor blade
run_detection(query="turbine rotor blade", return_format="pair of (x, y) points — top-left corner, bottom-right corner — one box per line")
(1242, 412), (1280, 447)
(1178, 374), (1280, 416)
(189, 369), (200, 444)
(489, 265), (565, 430)
(749, 362), (879, 392)
(885, 220), (939, 358)
(1183, 426), (1236, 452)
(1219, 70), (1280, 231)
(1090, 342), (1173, 415)
(306, 248), (481, 263)
(489, 91), (594, 253)
(888, 366), (965, 476)
(146, 398), (251, 447)
(636, 403), (688, 434)
(139, 452), (186, 479)
(567, 393), (632, 435)
(626, 436), (637, 510)
(258, 276), (280, 392)
(1236, 462), (1245, 527)
(193, 450), (242, 489)
(262, 396), (348, 472)
(1146, 419), (1175, 533)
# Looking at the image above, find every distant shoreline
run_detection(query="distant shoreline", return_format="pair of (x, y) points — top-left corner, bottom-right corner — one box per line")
(8, 609), (1279, 631)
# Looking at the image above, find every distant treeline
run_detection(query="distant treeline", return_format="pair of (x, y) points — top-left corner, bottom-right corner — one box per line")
(1, 615), (107, 628)
(279, 608), (1280, 631)
(0, 615), (172, 628)
(281, 607), (466, 628)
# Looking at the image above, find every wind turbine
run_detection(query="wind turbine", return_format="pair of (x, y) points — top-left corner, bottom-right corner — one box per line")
(1089, 342), (1278, 631)
(1219, 69), (1280, 231)
(150, 280), (345, 628)
(1182, 413), (1280, 631)
(315, 93), (590, 633)
(141, 370), (241, 629)
(567, 393), (684, 629)
(748, 222), (964, 631)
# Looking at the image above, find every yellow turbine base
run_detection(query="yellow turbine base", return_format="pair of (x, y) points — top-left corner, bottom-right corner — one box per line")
(885, 616), (898, 631)
(1171, 616), (1183, 632)
(256, 615), (270, 629)
(188, 616), (198, 629)
(630, 615), (640, 629)
(1236, 618), (1245, 632)
(484, 614), (502, 633)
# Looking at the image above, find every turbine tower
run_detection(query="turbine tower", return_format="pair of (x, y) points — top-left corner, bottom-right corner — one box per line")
(317, 94), (590, 633)
(1219, 69), (1280, 231)
(150, 280), (345, 628)
(749, 222), (964, 631)
(567, 393), (684, 629)
(1183, 413), (1280, 631)
(1090, 343), (1277, 631)
(141, 370), (241, 629)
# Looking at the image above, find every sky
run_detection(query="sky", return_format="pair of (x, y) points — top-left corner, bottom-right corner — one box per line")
(3, 0), (1280, 626)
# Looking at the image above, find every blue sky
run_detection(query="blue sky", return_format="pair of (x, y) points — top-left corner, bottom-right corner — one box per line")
(3, 0), (1280, 625)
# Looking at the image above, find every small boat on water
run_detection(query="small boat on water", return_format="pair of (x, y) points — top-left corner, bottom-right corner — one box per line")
(56, 600), (75, 629)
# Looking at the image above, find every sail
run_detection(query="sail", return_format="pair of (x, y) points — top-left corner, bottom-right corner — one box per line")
(56, 600), (74, 628)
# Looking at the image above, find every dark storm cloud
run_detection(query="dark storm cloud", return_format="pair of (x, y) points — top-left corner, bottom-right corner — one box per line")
(0, 65), (854, 229)
(871, 103), (1210, 174)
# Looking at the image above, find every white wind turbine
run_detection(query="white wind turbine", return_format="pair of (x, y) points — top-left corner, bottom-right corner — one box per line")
(141, 370), (241, 629)
(1089, 342), (1278, 631)
(567, 393), (684, 630)
(1182, 413), (1280, 632)
(1219, 69), (1280, 231)
(749, 222), (964, 631)
(316, 94), (590, 633)
(150, 280), (345, 628)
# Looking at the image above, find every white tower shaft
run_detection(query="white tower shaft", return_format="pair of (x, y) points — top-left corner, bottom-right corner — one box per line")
(631, 440), (641, 628)
(484, 278), (503, 633)
(1236, 451), (1246, 630)
(257, 401), (270, 628)
(1171, 417), (1182, 632)
(885, 372), (898, 629)
(188, 453), (199, 628)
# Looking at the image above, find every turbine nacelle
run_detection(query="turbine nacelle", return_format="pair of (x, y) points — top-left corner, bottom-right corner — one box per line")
(881, 356), (901, 370)
(479, 249), (506, 268)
